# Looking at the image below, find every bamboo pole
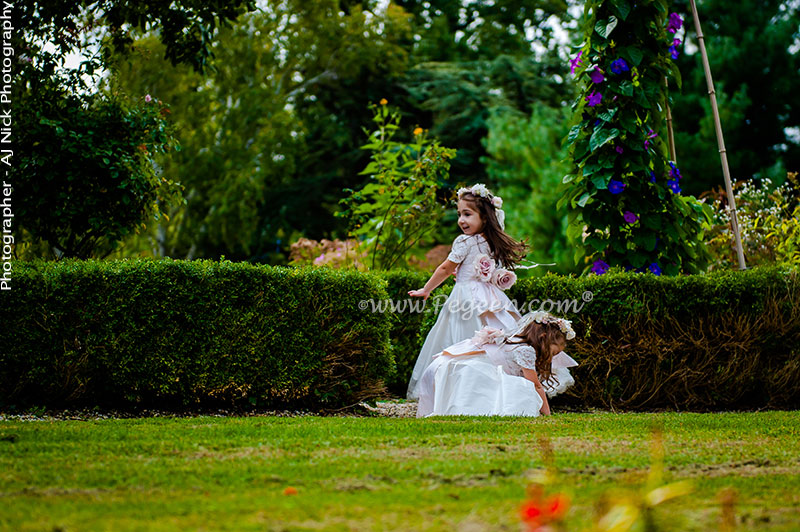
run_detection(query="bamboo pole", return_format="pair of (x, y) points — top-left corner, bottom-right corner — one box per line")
(689, 0), (746, 269)
(664, 77), (677, 162)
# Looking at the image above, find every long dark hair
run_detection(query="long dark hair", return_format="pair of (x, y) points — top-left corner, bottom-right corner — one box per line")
(505, 321), (565, 382)
(459, 192), (528, 268)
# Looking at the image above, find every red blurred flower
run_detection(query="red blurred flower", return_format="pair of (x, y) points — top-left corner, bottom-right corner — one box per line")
(547, 493), (570, 519)
(519, 490), (570, 531)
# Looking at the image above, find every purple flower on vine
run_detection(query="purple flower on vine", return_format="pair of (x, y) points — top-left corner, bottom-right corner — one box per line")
(589, 67), (605, 84)
(608, 180), (626, 194)
(623, 211), (639, 223)
(667, 179), (682, 194)
(669, 161), (682, 180)
(591, 259), (610, 275)
(644, 129), (658, 149)
(610, 58), (630, 74)
(586, 91), (603, 107)
(649, 262), (662, 276)
(650, 171), (657, 183)
(669, 39), (682, 60)
(615, 145), (624, 154)
(569, 51), (584, 74)
(667, 13), (683, 34)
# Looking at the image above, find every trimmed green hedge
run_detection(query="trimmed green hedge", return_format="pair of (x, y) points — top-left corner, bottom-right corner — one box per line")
(2, 260), (797, 411)
(0, 259), (392, 409)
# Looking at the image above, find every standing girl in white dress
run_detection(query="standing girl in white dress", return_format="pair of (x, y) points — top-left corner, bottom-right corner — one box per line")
(406, 183), (528, 400)
(416, 311), (578, 417)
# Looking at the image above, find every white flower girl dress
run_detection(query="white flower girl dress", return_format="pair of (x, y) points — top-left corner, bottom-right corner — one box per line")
(416, 326), (578, 417)
(406, 233), (522, 400)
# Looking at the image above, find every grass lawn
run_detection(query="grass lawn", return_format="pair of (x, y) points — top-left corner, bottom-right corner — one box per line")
(0, 411), (798, 531)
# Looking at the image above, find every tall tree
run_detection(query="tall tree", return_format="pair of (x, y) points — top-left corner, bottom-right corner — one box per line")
(14, 1), (257, 259)
(108, 2), (414, 261)
(395, 0), (574, 190)
(669, 0), (800, 194)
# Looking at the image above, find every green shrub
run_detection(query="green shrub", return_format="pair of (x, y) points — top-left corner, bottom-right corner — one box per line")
(0, 259), (392, 409)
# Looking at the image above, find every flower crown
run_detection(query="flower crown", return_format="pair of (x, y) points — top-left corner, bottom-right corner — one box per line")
(457, 183), (503, 209)
(512, 310), (576, 341)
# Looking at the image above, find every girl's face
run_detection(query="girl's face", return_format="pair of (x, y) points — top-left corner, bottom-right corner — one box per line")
(457, 199), (484, 235)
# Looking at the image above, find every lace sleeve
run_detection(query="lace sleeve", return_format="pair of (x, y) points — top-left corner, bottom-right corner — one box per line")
(512, 345), (537, 370)
(446, 234), (470, 264)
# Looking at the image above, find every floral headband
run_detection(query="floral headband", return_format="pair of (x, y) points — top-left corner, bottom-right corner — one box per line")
(457, 183), (505, 229)
(510, 310), (576, 341)
(457, 183), (503, 209)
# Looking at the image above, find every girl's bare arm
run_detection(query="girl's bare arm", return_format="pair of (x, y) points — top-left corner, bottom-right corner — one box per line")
(408, 260), (459, 300)
(522, 367), (551, 416)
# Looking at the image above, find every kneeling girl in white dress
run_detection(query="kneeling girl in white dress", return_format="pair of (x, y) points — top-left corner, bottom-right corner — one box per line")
(416, 311), (578, 417)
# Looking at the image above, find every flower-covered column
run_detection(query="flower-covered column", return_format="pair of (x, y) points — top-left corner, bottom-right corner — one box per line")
(561, 0), (712, 276)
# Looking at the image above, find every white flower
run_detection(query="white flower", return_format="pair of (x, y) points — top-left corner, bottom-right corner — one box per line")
(471, 184), (489, 198)
(492, 196), (503, 208)
(527, 311), (576, 340)
(145, 94), (152, 103)
(471, 327), (506, 346)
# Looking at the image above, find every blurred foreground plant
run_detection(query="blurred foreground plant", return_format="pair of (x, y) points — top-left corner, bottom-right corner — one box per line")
(521, 429), (696, 532)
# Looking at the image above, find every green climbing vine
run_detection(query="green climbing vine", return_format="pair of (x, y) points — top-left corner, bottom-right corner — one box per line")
(561, 0), (713, 276)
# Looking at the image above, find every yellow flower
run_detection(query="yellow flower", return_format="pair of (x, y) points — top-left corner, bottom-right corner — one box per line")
(379, 98), (388, 105)
(413, 127), (423, 136)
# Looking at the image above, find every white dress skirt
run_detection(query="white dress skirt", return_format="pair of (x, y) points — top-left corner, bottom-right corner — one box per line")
(416, 331), (578, 418)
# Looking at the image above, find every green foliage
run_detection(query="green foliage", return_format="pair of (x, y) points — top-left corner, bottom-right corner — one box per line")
(402, 54), (575, 189)
(17, 0), (258, 75)
(2, 260), (798, 410)
(103, 1), (577, 261)
(482, 106), (580, 276)
(0, 259), (393, 409)
(14, 87), (182, 259)
(14, 1), (259, 260)
(562, 0), (712, 275)
(396, 0), (571, 61)
(107, 3), (415, 261)
(338, 103), (456, 270)
(705, 173), (800, 269)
